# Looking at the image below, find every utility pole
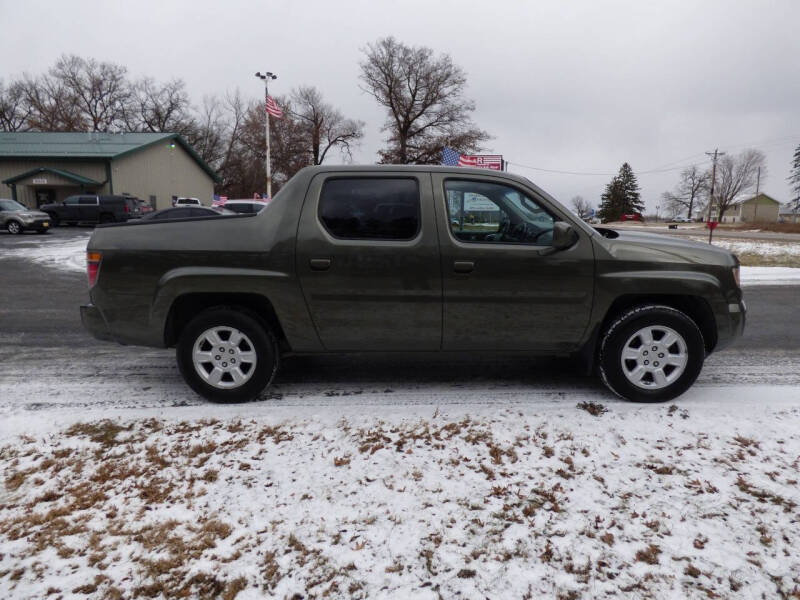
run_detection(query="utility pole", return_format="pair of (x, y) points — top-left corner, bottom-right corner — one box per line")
(753, 166), (761, 222)
(255, 71), (277, 198)
(705, 149), (725, 243)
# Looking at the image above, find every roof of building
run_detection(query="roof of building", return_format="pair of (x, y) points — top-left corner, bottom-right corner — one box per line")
(2, 166), (103, 186)
(731, 192), (780, 206)
(0, 132), (220, 182)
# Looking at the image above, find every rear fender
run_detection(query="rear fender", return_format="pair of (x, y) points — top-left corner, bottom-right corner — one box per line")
(151, 267), (323, 352)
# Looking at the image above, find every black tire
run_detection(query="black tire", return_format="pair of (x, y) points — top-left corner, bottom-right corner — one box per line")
(99, 213), (115, 224)
(599, 305), (705, 402)
(46, 213), (60, 227)
(176, 307), (279, 403)
(36, 229), (49, 234)
(6, 220), (23, 234)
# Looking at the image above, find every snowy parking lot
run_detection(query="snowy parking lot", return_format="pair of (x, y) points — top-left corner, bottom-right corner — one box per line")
(1, 229), (799, 598)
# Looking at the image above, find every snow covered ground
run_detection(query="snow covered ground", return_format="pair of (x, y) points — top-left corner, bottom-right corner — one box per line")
(1, 232), (89, 272)
(2, 230), (800, 285)
(1, 390), (799, 599)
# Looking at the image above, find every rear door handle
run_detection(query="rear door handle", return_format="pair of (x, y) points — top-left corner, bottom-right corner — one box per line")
(453, 260), (475, 274)
(309, 258), (332, 271)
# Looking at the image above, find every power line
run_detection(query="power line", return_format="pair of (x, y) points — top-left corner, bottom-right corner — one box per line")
(505, 132), (800, 178)
(507, 160), (709, 177)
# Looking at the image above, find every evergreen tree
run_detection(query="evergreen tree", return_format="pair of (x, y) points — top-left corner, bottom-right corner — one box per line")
(597, 162), (643, 222)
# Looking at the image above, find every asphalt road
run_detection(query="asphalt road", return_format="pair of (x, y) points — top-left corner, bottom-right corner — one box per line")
(1, 227), (798, 413)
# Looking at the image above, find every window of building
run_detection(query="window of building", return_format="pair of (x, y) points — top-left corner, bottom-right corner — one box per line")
(319, 178), (420, 240)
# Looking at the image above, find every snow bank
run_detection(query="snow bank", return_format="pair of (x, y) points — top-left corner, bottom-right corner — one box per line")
(0, 388), (798, 599)
(741, 266), (800, 286)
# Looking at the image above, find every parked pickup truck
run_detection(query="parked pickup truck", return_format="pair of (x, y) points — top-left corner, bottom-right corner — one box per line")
(81, 166), (745, 403)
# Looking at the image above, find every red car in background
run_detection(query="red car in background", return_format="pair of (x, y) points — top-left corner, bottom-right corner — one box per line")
(133, 198), (154, 216)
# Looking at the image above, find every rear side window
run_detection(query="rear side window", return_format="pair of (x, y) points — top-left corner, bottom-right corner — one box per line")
(319, 178), (420, 240)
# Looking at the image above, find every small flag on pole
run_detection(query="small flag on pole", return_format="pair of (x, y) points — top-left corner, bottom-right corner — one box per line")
(442, 146), (479, 167)
(265, 95), (283, 118)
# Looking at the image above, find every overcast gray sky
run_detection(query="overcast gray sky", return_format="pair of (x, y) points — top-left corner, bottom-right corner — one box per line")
(2, 0), (799, 211)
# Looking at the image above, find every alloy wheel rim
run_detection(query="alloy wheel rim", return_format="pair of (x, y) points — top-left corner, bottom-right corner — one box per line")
(620, 325), (688, 390)
(8, 222), (20, 233)
(192, 326), (257, 389)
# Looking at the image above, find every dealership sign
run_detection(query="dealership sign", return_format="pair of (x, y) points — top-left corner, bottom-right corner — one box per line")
(463, 193), (499, 212)
(459, 155), (503, 170)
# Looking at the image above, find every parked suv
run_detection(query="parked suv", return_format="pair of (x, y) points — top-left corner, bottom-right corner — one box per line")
(81, 166), (745, 404)
(42, 195), (139, 226)
(0, 199), (52, 234)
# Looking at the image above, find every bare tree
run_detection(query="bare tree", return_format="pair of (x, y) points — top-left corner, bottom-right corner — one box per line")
(359, 37), (489, 164)
(570, 195), (592, 219)
(192, 95), (226, 167)
(214, 89), (250, 195)
(661, 191), (685, 219)
(663, 165), (707, 219)
(712, 149), (766, 221)
(290, 86), (364, 164)
(20, 72), (85, 131)
(126, 77), (196, 137)
(0, 79), (32, 131)
(51, 55), (132, 131)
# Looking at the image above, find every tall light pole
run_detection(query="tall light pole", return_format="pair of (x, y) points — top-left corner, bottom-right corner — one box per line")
(255, 71), (277, 198)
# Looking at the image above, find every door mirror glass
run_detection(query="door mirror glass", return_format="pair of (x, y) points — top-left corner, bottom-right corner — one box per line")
(552, 221), (578, 250)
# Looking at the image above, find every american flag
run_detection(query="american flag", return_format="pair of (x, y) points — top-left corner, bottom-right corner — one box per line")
(212, 195), (228, 206)
(265, 95), (282, 118)
(442, 146), (503, 170)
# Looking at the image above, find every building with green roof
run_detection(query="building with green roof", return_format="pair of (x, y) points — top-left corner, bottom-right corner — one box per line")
(0, 132), (220, 210)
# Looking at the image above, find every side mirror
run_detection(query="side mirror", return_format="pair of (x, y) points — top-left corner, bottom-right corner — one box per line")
(552, 221), (578, 250)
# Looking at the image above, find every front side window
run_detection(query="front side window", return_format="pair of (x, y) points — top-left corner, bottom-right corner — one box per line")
(319, 178), (420, 240)
(79, 196), (98, 205)
(444, 180), (555, 246)
(64, 197), (80, 205)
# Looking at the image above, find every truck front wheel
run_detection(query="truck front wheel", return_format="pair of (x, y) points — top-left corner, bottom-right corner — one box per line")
(599, 305), (705, 402)
(176, 308), (279, 402)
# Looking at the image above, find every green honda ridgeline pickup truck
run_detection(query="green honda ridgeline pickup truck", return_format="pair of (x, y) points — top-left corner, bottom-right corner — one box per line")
(81, 166), (745, 403)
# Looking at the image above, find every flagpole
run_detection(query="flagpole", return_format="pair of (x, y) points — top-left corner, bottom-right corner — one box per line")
(264, 82), (271, 199)
(255, 71), (277, 198)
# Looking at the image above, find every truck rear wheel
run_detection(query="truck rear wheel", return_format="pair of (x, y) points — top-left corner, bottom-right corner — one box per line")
(176, 308), (279, 402)
(599, 305), (705, 402)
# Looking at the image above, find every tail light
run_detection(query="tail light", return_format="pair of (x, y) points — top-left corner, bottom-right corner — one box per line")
(125, 204), (130, 214)
(87, 251), (102, 287)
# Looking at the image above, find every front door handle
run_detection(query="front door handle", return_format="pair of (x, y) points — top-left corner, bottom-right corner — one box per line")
(309, 258), (332, 271)
(453, 260), (475, 274)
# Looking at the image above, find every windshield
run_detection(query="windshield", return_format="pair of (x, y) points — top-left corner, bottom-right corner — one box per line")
(0, 199), (27, 212)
